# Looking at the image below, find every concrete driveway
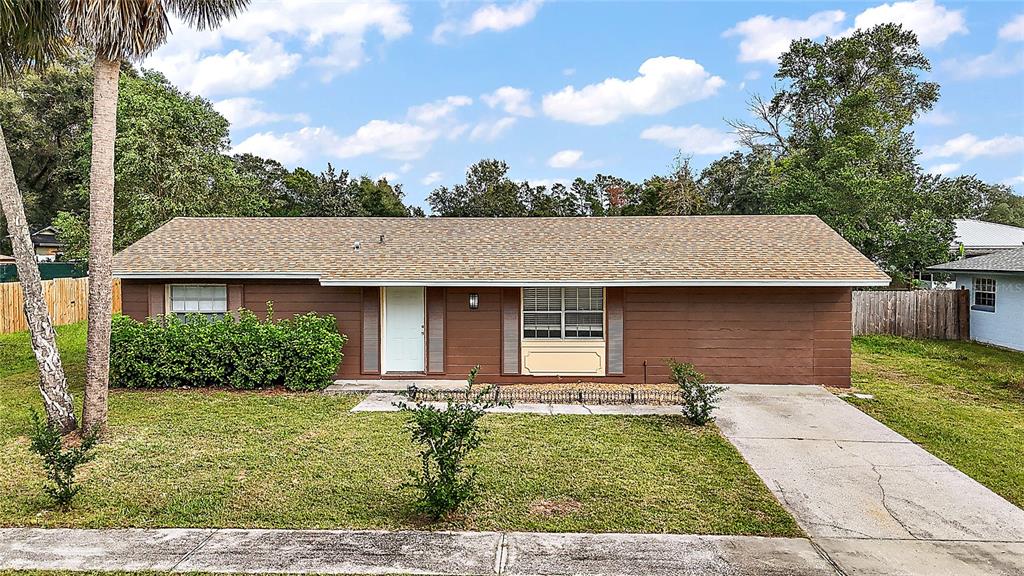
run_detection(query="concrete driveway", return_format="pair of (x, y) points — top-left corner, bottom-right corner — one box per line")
(716, 384), (1024, 575)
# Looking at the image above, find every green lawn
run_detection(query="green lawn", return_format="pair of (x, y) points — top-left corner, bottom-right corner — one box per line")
(0, 323), (798, 536)
(849, 336), (1024, 508)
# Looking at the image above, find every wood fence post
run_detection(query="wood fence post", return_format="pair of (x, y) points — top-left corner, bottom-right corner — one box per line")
(957, 288), (970, 341)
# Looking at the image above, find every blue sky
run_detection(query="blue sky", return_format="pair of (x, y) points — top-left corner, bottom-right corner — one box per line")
(145, 0), (1024, 211)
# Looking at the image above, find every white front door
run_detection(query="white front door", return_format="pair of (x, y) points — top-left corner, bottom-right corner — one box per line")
(384, 287), (425, 372)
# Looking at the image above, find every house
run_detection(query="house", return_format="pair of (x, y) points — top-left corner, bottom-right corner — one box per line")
(30, 226), (66, 262)
(951, 219), (1024, 257)
(928, 247), (1024, 352)
(112, 216), (890, 387)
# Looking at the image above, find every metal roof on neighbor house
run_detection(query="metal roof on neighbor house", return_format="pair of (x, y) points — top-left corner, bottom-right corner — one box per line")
(112, 215), (891, 286)
(953, 219), (1024, 252)
(928, 247), (1024, 275)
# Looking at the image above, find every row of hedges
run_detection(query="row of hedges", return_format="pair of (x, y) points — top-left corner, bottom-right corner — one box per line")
(110, 307), (346, 391)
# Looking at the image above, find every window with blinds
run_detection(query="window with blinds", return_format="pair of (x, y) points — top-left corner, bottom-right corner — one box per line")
(523, 287), (604, 339)
(169, 284), (228, 321)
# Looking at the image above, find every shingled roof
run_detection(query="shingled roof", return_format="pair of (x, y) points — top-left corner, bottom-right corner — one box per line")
(928, 247), (1024, 275)
(112, 215), (890, 286)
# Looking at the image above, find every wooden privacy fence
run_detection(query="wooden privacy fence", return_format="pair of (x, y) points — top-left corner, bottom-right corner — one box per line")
(0, 277), (121, 334)
(852, 289), (969, 340)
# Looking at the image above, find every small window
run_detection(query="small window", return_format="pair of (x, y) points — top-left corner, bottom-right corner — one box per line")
(973, 277), (996, 312)
(522, 287), (604, 340)
(169, 284), (227, 321)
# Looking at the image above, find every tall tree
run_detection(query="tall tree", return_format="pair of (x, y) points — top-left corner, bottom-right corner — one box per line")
(730, 24), (946, 281)
(66, 0), (250, 433)
(0, 0), (77, 432)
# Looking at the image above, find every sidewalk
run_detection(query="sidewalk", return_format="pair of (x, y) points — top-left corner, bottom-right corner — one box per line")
(0, 528), (835, 575)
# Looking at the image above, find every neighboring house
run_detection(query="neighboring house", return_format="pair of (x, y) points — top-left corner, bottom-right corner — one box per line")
(916, 219), (1024, 288)
(952, 219), (1024, 257)
(30, 226), (65, 262)
(928, 247), (1024, 352)
(112, 216), (889, 387)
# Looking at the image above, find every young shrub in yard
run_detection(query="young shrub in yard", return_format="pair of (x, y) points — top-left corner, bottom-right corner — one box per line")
(668, 359), (725, 425)
(28, 411), (99, 509)
(396, 366), (505, 519)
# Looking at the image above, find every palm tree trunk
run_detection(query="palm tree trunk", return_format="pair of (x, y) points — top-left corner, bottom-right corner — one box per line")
(82, 54), (120, 434)
(0, 123), (77, 433)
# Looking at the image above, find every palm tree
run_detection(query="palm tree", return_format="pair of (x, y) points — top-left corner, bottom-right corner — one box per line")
(0, 1), (78, 433)
(66, 0), (249, 433)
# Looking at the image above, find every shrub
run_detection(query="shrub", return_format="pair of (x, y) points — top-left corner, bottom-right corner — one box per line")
(28, 411), (99, 509)
(668, 359), (725, 425)
(396, 366), (505, 518)
(110, 305), (345, 391)
(280, 313), (347, 391)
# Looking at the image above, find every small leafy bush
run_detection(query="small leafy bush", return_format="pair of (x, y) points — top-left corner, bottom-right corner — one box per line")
(110, 305), (346, 391)
(396, 366), (505, 518)
(28, 411), (99, 509)
(668, 359), (725, 425)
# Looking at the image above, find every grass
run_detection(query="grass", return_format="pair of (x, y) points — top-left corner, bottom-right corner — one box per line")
(849, 335), (1024, 508)
(0, 322), (798, 536)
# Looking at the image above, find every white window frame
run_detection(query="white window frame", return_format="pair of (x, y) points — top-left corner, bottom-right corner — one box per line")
(972, 277), (996, 312)
(166, 284), (228, 320)
(522, 287), (605, 341)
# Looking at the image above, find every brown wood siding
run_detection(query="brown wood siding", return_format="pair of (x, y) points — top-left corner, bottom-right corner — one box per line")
(116, 282), (852, 386)
(360, 287), (380, 375)
(445, 287), (503, 378)
(426, 287), (446, 374)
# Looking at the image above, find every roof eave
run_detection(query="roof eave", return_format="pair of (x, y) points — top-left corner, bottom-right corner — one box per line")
(113, 271), (890, 287)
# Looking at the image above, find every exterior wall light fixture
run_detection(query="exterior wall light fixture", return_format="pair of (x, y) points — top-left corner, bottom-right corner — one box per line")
(469, 293), (479, 310)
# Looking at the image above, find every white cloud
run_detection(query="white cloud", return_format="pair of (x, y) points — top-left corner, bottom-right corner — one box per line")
(1000, 14), (1024, 42)
(400, 163), (414, 173)
(466, 0), (543, 35)
(723, 10), (845, 63)
(1001, 174), (1024, 186)
(335, 120), (439, 160)
(562, 68), (576, 77)
(150, 39), (301, 97)
(421, 171), (444, 186)
(542, 57), (724, 125)
(213, 97), (309, 130)
(469, 117), (518, 141)
(944, 50), (1024, 79)
(924, 133), (1024, 160)
(850, 0), (966, 47)
(378, 172), (400, 182)
(482, 87), (534, 117)
(146, 1), (411, 95)
(232, 130), (310, 165)
(433, 0), (543, 43)
(926, 163), (961, 175)
(232, 120), (440, 165)
(917, 108), (955, 126)
(640, 124), (738, 155)
(407, 95), (473, 124)
(547, 149), (584, 168)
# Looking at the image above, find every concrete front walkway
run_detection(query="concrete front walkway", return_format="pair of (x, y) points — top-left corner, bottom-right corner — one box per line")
(0, 528), (836, 575)
(716, 384), (1024, 575)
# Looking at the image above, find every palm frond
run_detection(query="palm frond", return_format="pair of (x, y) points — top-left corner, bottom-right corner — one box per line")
(165, 0), (249, 30)
(0, 0), (69, 82)
(65, 0), (170, 61)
